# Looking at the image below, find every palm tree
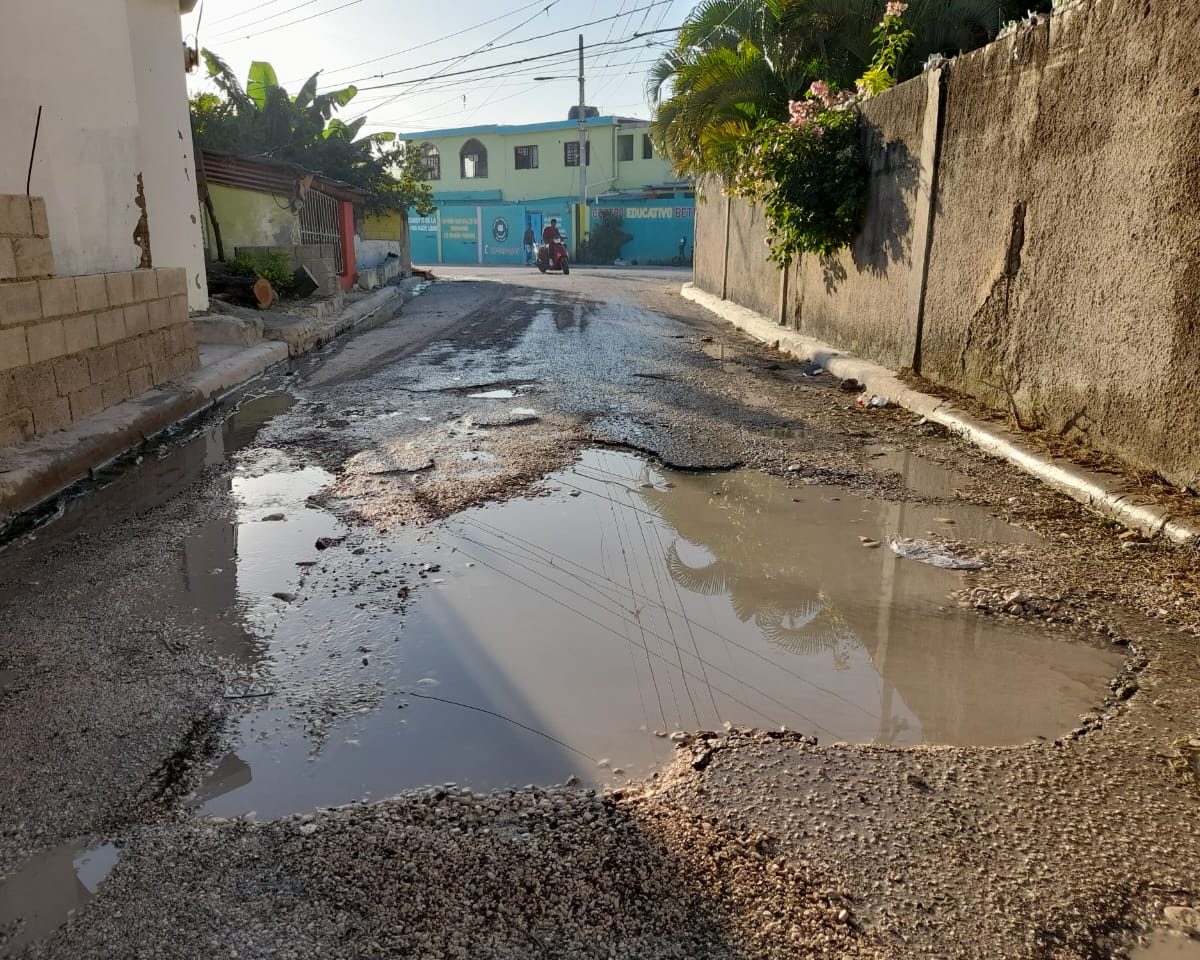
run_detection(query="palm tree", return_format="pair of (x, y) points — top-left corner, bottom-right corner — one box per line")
(648, 0), (1000, 179)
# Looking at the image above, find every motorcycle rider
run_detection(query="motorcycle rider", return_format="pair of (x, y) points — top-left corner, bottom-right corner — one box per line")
(541, 218), (565, 264)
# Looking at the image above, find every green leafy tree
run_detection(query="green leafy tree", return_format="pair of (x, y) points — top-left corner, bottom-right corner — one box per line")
(191, 51), (434, 215)
(648, 0), (1000, 179)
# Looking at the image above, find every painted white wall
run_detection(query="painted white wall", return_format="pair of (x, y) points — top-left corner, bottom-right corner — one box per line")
(126, 0), (208, 309)
(0, 0), (207, 309)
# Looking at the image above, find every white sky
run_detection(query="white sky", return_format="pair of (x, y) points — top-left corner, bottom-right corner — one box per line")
(182, 0), (694, 135)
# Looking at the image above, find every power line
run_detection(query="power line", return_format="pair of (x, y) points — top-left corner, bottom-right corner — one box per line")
(344, 0), (566, 124)
(209, 0), (326, 40)
(290, 0), (553, 83)
(216, 0), (366, 44)
(365, 55), (663, 130)
(207, 0), (296, 27)
(332, 0), (673, 89)
(353, 27), (681, 94)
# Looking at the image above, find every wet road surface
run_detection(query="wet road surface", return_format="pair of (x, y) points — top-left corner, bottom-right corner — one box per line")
(1, 266), (1198, 958)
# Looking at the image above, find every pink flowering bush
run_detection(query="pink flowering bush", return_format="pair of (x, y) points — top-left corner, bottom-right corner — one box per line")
(730, 2), (915, 262)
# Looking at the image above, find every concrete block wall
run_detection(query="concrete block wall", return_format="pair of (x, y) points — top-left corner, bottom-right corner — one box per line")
(0, 194), (200, 450)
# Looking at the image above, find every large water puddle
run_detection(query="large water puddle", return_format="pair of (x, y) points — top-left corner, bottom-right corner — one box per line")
(182, 436), (1121, 817)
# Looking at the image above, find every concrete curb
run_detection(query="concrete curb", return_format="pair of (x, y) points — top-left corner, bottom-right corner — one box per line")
(265, 282), (413, 356)
(0, 341), (290, 528)
(681, 282), (1200, 548)
(0, 278), (428, 528)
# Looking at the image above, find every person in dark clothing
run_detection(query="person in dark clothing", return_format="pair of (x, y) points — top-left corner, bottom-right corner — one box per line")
(522, 223), (536, 263)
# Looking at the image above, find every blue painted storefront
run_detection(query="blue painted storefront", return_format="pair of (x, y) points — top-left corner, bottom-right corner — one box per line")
(587, 197), (695, 264)
(410, 201), (573, 266)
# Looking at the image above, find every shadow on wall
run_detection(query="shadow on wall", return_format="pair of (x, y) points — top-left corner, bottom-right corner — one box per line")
(851, 130), (918, 278)
(816, 130), (918, 295)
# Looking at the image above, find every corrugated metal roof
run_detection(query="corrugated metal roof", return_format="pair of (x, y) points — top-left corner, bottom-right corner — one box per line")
(199, 150), (368, 203)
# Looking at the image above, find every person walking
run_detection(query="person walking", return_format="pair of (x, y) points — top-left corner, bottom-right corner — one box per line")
(523, 223), (536, 264)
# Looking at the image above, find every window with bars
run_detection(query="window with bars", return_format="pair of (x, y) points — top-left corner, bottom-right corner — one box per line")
(514, 145), (539, 170)
(617, 134), (634, 162)
(642, 134), (654, 160)
(420, 143), (441, 180)
(460, 138), (488, 179)
(563, 140), (591, 167)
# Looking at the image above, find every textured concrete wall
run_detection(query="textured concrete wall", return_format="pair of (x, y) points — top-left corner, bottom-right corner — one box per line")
(1, 195), (199, 450)
(794, 74), (935, 370)
(693, 185), (727, 296)
(919, 0), (1200, 486)
(205, 185), (301, 253)
(0, 0), (207, 310)
(695, 0), (1200, 487)
(724, 193), (781, 321)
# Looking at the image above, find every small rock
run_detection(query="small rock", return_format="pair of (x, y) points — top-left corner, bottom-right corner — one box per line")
(569, 490), (582, 497)
(261, 513), (286, 522)
(837, 909), (850, 924)
(1002, 588), (1025, 604)
(1164, 906), (1200, 935)
(653, 730), (667, 738)
(272, 592), (297, 603)
(860, 539), (881, 549)
(298, 823), (319, 837)
(839, 378), (862, 393)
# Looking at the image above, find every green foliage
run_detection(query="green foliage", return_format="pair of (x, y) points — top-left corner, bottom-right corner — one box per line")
(859, 6), (916, 95)
(191, 51), (433, 215)
(226, 250), (295, 295)
(578, 211), (633, 264)
(735, 109), (868, 262)
(648, 0), (1000, 179)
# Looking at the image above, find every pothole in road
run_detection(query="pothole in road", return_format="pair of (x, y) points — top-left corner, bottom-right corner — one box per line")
(187, 449), (1122, 819)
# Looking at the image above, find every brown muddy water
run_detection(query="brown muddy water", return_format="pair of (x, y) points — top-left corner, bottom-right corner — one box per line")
(146, 398), (1119, 818)
(4, 395), (1124, 823)
(0, 843), (117, 954)
(1131, 933), (1200, 959)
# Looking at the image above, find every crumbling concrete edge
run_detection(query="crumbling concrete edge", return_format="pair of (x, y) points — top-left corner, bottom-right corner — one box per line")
(0, 341), (289, 528)
(680, 282), (1200, 549)
(265, 281), (417, 357)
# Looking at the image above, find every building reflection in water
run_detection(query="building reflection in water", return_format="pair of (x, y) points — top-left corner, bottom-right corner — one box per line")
(639, 451), (1117, 747)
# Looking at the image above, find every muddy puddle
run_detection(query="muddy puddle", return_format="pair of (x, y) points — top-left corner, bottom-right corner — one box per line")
(0, 392), (1125, 823)
(1131, 933), (1200, 959)
(176, 434), (1120, 818)
(0, 842), (117, 953)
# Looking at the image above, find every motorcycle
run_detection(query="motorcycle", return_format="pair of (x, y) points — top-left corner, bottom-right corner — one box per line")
(535, 242), (570, 275)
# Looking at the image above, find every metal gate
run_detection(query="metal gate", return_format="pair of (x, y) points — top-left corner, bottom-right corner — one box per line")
(299, 188), (344, 275)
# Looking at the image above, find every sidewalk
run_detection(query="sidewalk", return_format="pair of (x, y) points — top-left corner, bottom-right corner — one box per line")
(0, 280), (420, 530)
(681, 282), (1200, 548)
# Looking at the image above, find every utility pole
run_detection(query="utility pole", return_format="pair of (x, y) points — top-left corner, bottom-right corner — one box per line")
(578, 33), (587, 209)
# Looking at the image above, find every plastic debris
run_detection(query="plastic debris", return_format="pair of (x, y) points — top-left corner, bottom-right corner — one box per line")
(888, 536), (985, 570)
(800, 361), (823, 377)
(857, 394), (893, 408)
